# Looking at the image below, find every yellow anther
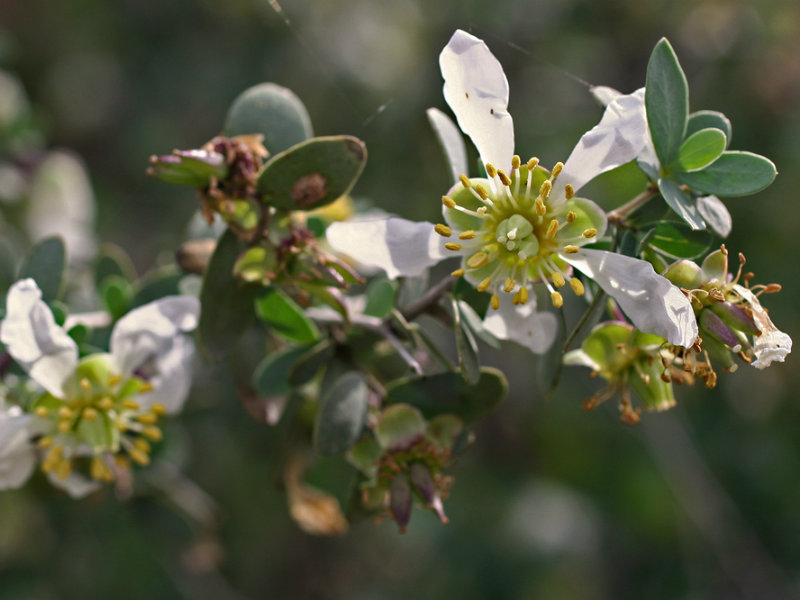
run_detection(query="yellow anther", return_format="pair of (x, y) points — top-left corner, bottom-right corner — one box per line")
(566, 211), (577, 223)
(546, 219), (560, 240)
(459, 230), (476, 240)
(518, 287), (529, 304)
(83, 408), (98, 422)
(564, 245), (580, 254)
(459, 174), (472, 188)
(80, 378), (91, 392)
(467, 252), (489, 269)
(552, 272), (566, 288)
(108, 374), (123, 386)
(570, 278), (585, 296)
(58, 406), (73, 419)
(151, 403), (167, 415)
(551, 162), (564, 178)
(583, 228), (597, 238)
(138, 382), (154, 393)
(117, 421), (127, 432)
(142, 426), (163, 442)
(114, 455), (131, 470)
(128, 447), (150, 466)
(435, 224), (452, 237)
(474, 185), (489, 200)
(35, 406), (49, 418)
(98, 397), (114, 411)
(38, 437), (54, 449)
(535, 197), (547, 216)
(526, 157), (539, 169)
(497, 170), (511, 186)
(485, 163), (497, 178)
(442, 195), (456, 209)
(58, 421), (71, 433)
(445, 242), (462, 251)
(55, 460), (72, 481)
(503, 277), (516, 293)
(91, 456), (114, 482)
(491, 294), (500, 310)
(511, 155), (521, 169)
(477, 277), (492, 292)
(551, 291), (564, 308)
(45, 445), (63, 464)
(565, 184), (575, 200)
(137, 412), (158, 425)
(539, 180), (552, 198)
(123, 400), (140, 410)
(451, 268), (465, 278)
(134, 438), (151, 453)
(476, 206), (488, 216)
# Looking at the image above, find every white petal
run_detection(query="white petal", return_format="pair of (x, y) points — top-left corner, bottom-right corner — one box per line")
(327, 217), (447, 279)
(427, 107), (468, 184)
(111, 296), (200, 413)
(0, 408), (36, 490)
(733, 285), (792, 369)
(563, 249), (698, 348)
(48, 471), (101, 498)
(483, 293), (558, 354)
(697, 195), (732, 238)
(439, 29), (514, 171)
(556, 88), (647, 202)
(589, 85), (623, 107)
(0, 279), (78, 397)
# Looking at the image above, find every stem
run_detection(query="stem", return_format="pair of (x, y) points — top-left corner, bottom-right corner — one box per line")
(607, 184), (658, 225)
(391, 308), (455, 373)
(401, 276), (455, 321)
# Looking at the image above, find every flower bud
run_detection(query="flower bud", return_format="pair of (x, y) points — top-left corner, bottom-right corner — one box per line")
(709, 301), (759, 336)
(389, 475), (412, 533)
(699, 308), (742, 349)
(147, 149), (228, 187)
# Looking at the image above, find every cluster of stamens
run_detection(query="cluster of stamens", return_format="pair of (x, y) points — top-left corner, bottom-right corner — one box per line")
(436, 155), (598, 309)
(35, 373), (165, 483)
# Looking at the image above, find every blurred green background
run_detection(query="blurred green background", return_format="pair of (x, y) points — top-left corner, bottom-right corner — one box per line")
(2, 0), (800, 598)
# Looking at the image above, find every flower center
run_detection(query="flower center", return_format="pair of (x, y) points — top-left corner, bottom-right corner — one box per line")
(33, 355), (165, 483)
(438, 156), (600, 309)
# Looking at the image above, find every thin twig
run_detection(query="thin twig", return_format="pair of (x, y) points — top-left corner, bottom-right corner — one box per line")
(400, 276), (455, 321)
(607, 185), (658, 225)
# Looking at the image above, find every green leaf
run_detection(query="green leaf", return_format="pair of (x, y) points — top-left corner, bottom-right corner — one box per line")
(314, 372), (369, 456)
(95, 243), (136, 288)
(198, 230), (259, 360)
(674, 127), (726, 172)
(100, 276), (132, 320)
(686, 110), (732, 146)
(363, 279), (397, 319)
(17, 237), (65, 301)
(224, 82), (313, 155)
(451, 297), (480, 385)
(375, 404), (426, 450)
(253, 345), (311, 397)
(257, 135), (367, 211)
(385, 367), (507, 423)
(646, 38), (689, 166)
(287, 339), (335, 386)
(457, 300), (499, 349)
(658, 177), (705, 231)
(675, 151), (777, 197)
(255, 288), (319, 344)
(648, 221), (713, 261)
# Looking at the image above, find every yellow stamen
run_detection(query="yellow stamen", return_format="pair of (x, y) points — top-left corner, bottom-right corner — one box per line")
(491, 294), (500, 310)
(142, 426), (163, 442)
(58, 421), (71, 433)
(83, 408), (98, 422)
(474, 185), (489, 200)
(123, 400), (140, 411)
(442, 195), (456, 209)
(535, 197), (546, 216)
(551, 162), (564, 178)
(128, 447), (150, 466)
(134, 438), (151, 453)
(451, 268), (465, 278)
(477, 277), (492, 292)
(445, 242), (462, 251)
(511, 155), (521, 169)
(80, 378), (91, 392)
(114, 455), (131, 470)
(485, 163), (497, 178)
(434, 224), (452, 237)
(459, 174), (472, 188)
(570, 278), (585, 296)
(55, 460), (72, 481)
(546, 219), (560, 239)
(552, 272), (566, 287)
(99, 397), (114, 411)
(497, 170), (511, 186)
(91, 456), (114, 482)
(58, 406), (73, 419)
(467, 252), (489, 269)
(539, 180), (552, 198)
(503, 277), (515, 293)
(565, 184), (575, 200)
(151, 403), (167, 416)
(518, 287), (529, 304)
(564, 245), (580, 254)
(459, 230), (476, 240)
(583, 228), (597, 238)
(138, 382), (154, 393)
(137, 412), (158, 424)
(551, 291), (564, 308)
(38, 437), (54, 449)
(108, 374), (123, 386)
(566, 211), (577, 223)
(476, 207), (488, 216)
(527, 157), (539, 169)
(35, 406), (49, 418)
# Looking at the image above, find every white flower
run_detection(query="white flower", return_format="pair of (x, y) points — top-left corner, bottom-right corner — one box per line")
(0, 403), (37, 490)
(0, 278), (200, 491)
(732, 284), (792, 369)
(328, 30), (698, 352)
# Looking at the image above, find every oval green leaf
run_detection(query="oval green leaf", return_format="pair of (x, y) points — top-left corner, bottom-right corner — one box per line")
(675, 151), (777, 197)
(224, 82), (313, 155)
(257, 135), (367, 211)
(253, 344), (311, 397)
(646, 38), (689, 166)
(254, 287), (319, 344)
(17, 236), (65, 301)
(647, 221), (713, 261)
(675, 127), (726, 172)
(314, 372), (369, 456)
(658, 177), (705, 231)
(686, 110), (732, 146)
(363, 279), (397, 319)
(375, 404), (426, 450)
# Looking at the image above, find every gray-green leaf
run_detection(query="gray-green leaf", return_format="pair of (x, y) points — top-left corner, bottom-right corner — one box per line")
(255, 288), (319, 344)
(646, 38), (689, 166)
(675, 151), (777, 197)
(658, 177), (705, 231)
(17, 237), (65, 301)
(686, 110), (732, 146)
(314, 372), (369, 456)
(675, 127), (726, 172)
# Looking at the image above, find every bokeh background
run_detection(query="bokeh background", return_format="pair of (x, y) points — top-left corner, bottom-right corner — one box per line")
(1, 0), (800, 598)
